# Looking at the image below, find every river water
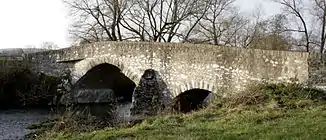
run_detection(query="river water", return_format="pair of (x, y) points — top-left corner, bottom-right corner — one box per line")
(0, 105), (131, 140)
(0, 102), (133, 139)
(0, 109), (55, 140)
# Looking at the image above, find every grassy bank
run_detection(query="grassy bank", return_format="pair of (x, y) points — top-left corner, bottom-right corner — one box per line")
(41, 107), (326, 140)
(34, 82), (326, 140)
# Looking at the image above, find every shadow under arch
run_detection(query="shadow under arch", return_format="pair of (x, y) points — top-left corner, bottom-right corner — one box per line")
(172, 88), (212, 113)
(73, 63), (136, 102)
(71, 55), (141, 86)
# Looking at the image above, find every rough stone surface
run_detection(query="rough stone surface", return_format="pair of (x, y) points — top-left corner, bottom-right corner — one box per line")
(25, 50), (74, 78)
(130, 69), (173, 116)
(60, 89), (115, 105)
(59, 89), (117, 117)
(25, 41), (326, 98)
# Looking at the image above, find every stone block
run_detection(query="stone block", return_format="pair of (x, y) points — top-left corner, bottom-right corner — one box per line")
(60, 89), (115, 105)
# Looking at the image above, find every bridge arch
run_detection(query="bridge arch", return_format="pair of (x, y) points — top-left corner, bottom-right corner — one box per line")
(171, 81), (216, 113)
(173, 81), (216, 97)
(71, 54), (141, 85)
(172, 88), (213, 113)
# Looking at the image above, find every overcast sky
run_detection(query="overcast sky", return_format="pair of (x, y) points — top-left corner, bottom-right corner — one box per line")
(0, 0), (281, 49)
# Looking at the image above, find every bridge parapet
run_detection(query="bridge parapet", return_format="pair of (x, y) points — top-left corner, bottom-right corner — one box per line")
(23, 49), (72, 77)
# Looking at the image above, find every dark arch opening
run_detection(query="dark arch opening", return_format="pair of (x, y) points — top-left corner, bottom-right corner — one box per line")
(172, 89), (211, 113)
(73, 63), (136, 102)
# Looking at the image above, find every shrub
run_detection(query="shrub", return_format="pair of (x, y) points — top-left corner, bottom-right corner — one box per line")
(225, 81), (326, 109)
(0, 68), (61, 109)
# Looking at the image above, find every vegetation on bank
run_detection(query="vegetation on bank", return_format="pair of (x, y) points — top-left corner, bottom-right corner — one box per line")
(29, 81), (326, 140)
(0, 59), (61, 109)
(39, 106), (326, 140)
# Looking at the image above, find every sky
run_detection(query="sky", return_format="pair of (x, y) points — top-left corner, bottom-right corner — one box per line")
(0, 0), (282, 49)
(235, 0), (281, 17)
(0, 0), (70, 49)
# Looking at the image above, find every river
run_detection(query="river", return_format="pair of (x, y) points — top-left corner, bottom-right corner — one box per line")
(0, 109), (55, 140)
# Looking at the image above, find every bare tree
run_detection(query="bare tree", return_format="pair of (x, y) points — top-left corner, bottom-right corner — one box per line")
(272, 0), (310, 52)
(218, 12), (249, 47)
(186, 3), (272, 48)
(65, 0), (214, 43)
(210, 5), (266, 48)
(311, 0), (326, 53)
(64, 0), (130, 43)
(190, 0), (236, 45)
(179, 0), (238, 44)
(266, 14), (293, 50)
(239, 6), (266, 48)
(120, 0), (211, 42)
(248, 15), (292, 51)
(67, 0), (297, 50)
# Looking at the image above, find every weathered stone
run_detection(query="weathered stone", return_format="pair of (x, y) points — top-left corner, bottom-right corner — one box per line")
(25, 41), (326, 99)
(59, 89), (115, 105)
(58, 89), (118, 117)
(130, 69), (173, 116)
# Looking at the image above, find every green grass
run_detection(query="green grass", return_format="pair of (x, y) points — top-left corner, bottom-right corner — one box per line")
(36, 82), (326, 140)
(38, 106), (326, 140)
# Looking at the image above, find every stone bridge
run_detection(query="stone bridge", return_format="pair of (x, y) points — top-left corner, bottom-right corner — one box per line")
(27, 41), (326, 96)
(25, 41), (326, 114)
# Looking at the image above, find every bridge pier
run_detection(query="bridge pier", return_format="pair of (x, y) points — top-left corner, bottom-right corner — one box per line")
(130, 69), (173, 116)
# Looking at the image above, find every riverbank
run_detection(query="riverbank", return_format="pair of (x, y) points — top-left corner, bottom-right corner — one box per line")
(0, 58), (65, 139)
(32, 82), (326, 140)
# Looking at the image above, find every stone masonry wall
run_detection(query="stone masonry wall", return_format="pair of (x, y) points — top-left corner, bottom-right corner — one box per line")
(25, 50), (74, 77)
(57, 42), (313, 97)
